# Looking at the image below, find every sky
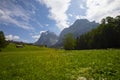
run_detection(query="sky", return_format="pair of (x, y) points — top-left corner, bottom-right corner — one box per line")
(0, 0), (120, 43)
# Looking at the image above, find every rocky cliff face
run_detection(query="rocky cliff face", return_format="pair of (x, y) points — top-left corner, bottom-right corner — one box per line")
(55, 19), (99, 47)
(35, 31), (58, 47)
(35, 19), (99, 47)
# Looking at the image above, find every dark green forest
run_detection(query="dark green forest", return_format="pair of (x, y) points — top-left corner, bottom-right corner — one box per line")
(64, 15), (120, 50)
(0, 31), (7, 51)
(1, 15), (120, 50)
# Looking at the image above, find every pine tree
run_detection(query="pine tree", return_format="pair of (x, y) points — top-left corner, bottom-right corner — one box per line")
(0, 31), (7, 51)
(63, 33), (76, 50)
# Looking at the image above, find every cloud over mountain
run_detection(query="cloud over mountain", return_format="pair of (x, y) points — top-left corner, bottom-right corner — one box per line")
(35, 31), (58, 47)
(38, 0), (71, 30)
(32, 30), (47, 41)
(0, 0), (119, 43)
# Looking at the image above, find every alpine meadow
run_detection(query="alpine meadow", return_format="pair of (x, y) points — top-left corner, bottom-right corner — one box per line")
(0, 0), (120, 80)
(0, 43), (120, 80)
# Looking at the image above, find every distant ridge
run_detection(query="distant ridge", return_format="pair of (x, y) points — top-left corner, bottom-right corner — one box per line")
(35, 31), (58, 47)
(35, 19), (99, 48)
(55, 19), (99, 47)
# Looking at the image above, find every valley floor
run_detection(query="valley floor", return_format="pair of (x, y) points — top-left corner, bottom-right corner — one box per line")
(0, 44), (120, 80)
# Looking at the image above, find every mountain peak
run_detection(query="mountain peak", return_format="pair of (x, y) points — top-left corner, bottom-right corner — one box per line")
(75, 19), (89, 22)
(73, 19), (89, 25)
(55, 19), (99, 47)
(35, 31), (58, 47)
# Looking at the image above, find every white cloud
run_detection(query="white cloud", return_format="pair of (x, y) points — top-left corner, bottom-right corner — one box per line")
(68, 13), (73, 17)
(5, 35), (20, 41)
(38, 0), (71, 30)
(32, 35), (40, 40)
(0, 1), (34, 30)
(40, 30), (46, 34)
(85, 0), (120, 22)
(75, 15), (81, 19)
(80, 4), (85, 9)
(75, 15), (86, 19)
(32, 30), (46, 41)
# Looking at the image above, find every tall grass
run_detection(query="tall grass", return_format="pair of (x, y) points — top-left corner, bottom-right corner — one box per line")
(0, 44), (120, 80)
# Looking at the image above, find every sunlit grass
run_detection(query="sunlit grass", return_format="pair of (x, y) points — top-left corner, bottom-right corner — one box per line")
(0, 44), (120, 80)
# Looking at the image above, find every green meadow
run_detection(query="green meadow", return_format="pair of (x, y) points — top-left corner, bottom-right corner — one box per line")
(0, 44), (120, 80)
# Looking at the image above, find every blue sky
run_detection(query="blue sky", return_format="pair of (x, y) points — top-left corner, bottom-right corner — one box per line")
(0, 0), (120, 43)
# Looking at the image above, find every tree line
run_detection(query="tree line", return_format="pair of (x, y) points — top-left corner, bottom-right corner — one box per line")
(64, 15), (120, 50)
(0, 31), (7, 51)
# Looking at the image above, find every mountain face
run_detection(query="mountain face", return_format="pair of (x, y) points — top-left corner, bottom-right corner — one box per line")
(55, 19), (99, 47)
(35, 19), (99, 47)
(35, 31), (58, 47)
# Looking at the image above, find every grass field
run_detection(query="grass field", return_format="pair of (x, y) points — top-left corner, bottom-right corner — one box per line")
(0, 44), (120, 80)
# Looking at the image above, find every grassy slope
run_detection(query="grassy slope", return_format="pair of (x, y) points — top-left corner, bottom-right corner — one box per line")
(0, 44), (120, 80)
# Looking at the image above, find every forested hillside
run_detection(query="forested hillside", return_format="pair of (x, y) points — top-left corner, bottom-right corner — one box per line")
(64, 15), (120, 50)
